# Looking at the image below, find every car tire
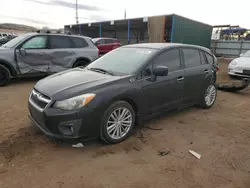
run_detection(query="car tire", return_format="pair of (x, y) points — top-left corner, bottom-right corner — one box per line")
(0, 64), (11, 87)
(100, 101), (135, 144)
(73, 60), (89, 68)
(199, 83), (217, 109)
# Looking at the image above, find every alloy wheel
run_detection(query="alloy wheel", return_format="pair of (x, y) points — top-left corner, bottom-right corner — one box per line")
(106, 107), (133, 140)
(205, 85), (216, 106)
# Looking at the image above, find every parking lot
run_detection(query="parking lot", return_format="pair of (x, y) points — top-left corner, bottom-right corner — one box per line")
(0, 58), (250, 188)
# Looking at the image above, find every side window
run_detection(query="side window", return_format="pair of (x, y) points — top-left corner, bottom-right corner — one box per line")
(50, 35), (71, 49)
(205, 53), (214, 64)
(96, 39), (105, 45)
(199, 51), (207, 64)
(105, 39), (114, 44)
(22, 36), (47, 49)
(182, 48), (201, 68)
(138, 63), (153, 79)
(71, 37), (88, 48)
(142, 64), (152, 78)
(154, 49), (181, 72)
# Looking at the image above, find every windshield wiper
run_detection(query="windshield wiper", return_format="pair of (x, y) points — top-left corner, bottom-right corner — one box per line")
(88, 67), (114, 75)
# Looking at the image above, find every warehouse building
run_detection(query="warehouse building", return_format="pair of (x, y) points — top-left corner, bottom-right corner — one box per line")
(64, 14), (213, 48)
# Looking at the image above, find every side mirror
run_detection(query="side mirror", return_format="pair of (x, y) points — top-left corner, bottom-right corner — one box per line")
(153, 66), (168, 77)
(19, 48), (26, 55)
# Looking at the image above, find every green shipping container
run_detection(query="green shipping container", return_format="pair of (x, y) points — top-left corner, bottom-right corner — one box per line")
(171, 14), (213, 48)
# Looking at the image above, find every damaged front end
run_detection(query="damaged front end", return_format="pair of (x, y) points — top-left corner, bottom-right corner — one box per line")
(216, 78), (250, 92)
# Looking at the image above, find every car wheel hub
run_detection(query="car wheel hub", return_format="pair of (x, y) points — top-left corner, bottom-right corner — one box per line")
(106, 107), (132, 140)
(205, 85), (216, 106)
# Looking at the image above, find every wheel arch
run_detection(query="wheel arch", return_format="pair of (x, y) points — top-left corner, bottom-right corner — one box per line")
(0, 59), (17, 77)
(73, 57), (91, 67)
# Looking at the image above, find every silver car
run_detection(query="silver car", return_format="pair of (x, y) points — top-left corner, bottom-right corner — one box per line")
(0, 32), (99, 86)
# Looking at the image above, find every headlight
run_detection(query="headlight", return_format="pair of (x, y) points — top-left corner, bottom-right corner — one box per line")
(230, 60), (238, 66)
(54, 93), (96, 110)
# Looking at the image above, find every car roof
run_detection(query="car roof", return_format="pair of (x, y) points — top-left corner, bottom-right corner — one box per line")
(24, 32), (91, 40)
(92, 37), (117, 40)
(123, 43), (211, 53)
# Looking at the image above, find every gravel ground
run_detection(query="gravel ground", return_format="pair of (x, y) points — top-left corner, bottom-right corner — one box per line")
(0, 59), (250, 188)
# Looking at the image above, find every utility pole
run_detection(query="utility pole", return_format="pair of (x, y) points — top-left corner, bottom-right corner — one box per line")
(76, 0), (79, 24)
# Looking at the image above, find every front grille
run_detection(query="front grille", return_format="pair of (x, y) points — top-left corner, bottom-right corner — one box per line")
(243, 70), (250, 76)
(30, 89), (51, 109)
(30, 105), (45, 126)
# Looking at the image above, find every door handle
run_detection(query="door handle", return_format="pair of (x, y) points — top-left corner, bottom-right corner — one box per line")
(204, 69), (210, 74)
(177, 76), (185, 82)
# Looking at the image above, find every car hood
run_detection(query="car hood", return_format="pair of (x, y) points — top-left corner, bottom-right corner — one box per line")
(235, 57), (250, 66)
(34, 68), (124, 100)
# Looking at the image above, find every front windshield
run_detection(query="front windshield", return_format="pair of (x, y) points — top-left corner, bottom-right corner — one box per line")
(242, 50), (250, 57)
(87, 47), (156, 75)
(1, 34), (30, 48)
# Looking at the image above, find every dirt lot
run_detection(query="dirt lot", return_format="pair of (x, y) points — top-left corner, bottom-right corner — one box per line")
(1, 59), (250, 188)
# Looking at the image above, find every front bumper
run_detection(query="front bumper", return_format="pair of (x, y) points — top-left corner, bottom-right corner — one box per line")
(228, 68), (250, 77)
(28, 94), (102, 140)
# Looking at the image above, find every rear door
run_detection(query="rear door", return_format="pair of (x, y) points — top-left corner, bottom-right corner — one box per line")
(181, 48), (211, 105)
(48, 35), (75, 72)
(16, 35), (50, 74)
(111, 39), (120, 50)
(141, 48), (185, 115)
(104, 39), (114, 51)
(95, 39), (106, 54)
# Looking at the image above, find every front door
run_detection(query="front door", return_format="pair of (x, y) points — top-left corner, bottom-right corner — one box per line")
(16, 35), (50, 74)
(141, 48), (185, 116)
(180, 48), (211, 105)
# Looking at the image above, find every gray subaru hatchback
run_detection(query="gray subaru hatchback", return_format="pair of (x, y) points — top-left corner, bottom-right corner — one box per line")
(28, 43), (217, 144)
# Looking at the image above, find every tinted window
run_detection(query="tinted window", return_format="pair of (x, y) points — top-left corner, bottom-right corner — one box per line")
(141, 64), (153, 78)
(71, 37), (88, 48)
(154, 49), (181, 72)
(205, 53), (214, 64)
(87, 48), (156, 75)
(50, 35), (71, 49)
(105, 39), (115, 44)
(183, 49), (201, 68)
(22, 36), (47, 49)
(96, 39), (105, 45)
(200, 51), (207, 64)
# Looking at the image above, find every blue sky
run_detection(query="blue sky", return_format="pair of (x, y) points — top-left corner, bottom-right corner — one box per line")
(1, 0), (249, 29)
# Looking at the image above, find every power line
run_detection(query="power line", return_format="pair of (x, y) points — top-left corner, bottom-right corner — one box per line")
(75, 0), (79, 24)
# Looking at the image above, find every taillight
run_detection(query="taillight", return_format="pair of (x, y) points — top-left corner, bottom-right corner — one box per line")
(216, 67), (219, 73)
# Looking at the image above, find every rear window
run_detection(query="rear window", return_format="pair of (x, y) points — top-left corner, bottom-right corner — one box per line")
(71, 37), (88, 48)
(50, 35), (71, 49)
(182, 48), (201, 68)
(200, 51), (207, 64)
(205, 53), (214, 64)
(105, 39), (116, 44)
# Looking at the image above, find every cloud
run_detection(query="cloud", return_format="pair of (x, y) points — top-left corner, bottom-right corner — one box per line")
(78, 14), (112, 22)
(26, 0), (104, 11)
(0, 14), (53, 25)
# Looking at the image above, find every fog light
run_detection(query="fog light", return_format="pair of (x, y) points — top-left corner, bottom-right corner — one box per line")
(58, 125), (74, 136)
